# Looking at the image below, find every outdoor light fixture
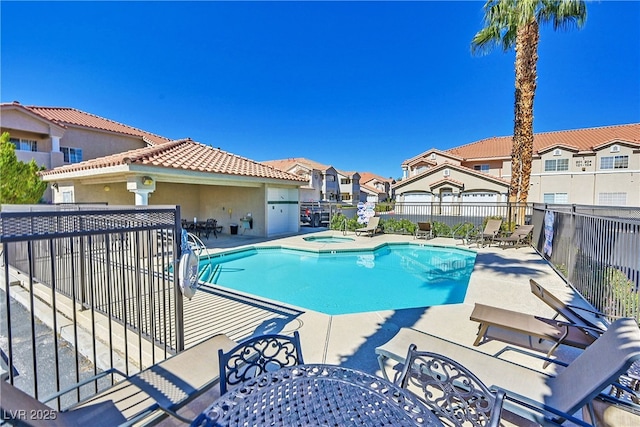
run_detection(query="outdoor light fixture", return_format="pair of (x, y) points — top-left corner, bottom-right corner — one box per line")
(142, 176), (153, 186)
(104, 185), (111, 192)
(51, 183), (58, 190)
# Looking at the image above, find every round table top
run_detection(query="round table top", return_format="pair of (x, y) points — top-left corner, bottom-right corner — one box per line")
(192, 364), (441, 426)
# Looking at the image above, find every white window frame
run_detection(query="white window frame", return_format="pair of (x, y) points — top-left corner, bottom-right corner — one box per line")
(598, 192), (627, 206)
(473, 164), (490, 172)
(543, 193), (568, 204)
(544, 158), (569, 172)
(600, 155), (629, 170)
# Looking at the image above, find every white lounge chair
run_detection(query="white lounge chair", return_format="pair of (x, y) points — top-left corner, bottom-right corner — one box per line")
(355, 216), (382, 237)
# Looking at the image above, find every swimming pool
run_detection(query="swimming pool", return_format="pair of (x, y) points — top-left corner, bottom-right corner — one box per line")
(200, 244), (476, 315)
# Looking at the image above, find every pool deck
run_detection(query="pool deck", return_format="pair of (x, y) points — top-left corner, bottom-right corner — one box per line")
(163, 227), (593, 425)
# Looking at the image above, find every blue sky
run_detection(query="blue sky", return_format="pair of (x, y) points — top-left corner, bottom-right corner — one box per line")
(2, 1), (639, 179)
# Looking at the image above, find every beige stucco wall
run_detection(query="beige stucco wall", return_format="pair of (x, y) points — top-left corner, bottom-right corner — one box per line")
(55, 180), (274, 236)
(2, 109), (53, 136)
(197, 185), (266, 236)
(61, 128), (146, 160)
(396, 168), (507, 195)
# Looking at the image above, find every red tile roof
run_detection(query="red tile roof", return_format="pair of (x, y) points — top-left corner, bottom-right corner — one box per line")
(40, 139), (307, 182)
(394, 162), (510, 188)
(6, 102), (170, 146)
(446, 123), (640, 160)
(262, 157), (333, 172)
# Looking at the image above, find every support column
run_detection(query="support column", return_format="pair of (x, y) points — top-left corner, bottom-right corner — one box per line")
(127, 176), (156, 206)
(131, 189), (153, 205)
(51, 136), (61, 152)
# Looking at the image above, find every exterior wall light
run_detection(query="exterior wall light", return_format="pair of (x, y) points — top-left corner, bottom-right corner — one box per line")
(104, 185), (111, 192)
(142, 176), (153, 186)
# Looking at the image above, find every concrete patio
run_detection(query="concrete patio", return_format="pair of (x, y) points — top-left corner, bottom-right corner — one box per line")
(159, 228), (590, 425)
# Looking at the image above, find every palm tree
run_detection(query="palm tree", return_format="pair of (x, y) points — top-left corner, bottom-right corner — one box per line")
(471, 0), (587, 204)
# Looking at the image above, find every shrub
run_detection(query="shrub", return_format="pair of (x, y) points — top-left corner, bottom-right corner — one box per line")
(380, 218), (416, 235)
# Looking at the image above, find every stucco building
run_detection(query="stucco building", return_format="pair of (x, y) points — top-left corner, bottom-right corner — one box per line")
(1, 102), (307, 237)
(396, 123), (640, 206)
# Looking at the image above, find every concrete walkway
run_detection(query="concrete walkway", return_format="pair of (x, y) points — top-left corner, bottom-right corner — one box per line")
(162, 229), (590, 425)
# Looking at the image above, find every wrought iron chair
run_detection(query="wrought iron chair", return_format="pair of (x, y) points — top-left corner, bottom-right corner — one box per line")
(397, 344), (505, 427)
(218, 331), (304, 394)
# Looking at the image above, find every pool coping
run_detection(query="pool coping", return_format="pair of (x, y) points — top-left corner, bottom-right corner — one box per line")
(193, 230), (585, 372)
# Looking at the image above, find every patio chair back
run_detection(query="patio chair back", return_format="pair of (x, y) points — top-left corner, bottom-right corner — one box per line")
(473, 219), (502, 247)
(218, 331), (304, 394)
(398, 344), (505, 427)
(529, 279), (609, 332)
(547, 317), (640, 415)
(511, 224), (534, 239)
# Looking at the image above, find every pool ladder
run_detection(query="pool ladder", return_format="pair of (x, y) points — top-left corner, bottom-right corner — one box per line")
(185, 232), (217, 283)
(342, 217), (348, 235)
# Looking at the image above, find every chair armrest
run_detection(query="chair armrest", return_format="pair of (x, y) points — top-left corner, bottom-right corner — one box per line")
(494, 346), (569, 368)
(499, 388), (593, 427)
(553, 319), (605, 336)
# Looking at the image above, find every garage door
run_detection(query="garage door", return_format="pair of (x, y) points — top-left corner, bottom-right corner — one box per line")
(403, 192), (432, 203)
(462, 192), (498, 203)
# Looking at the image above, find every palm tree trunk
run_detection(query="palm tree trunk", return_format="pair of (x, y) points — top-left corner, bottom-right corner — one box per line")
(513, 20), (539, 205)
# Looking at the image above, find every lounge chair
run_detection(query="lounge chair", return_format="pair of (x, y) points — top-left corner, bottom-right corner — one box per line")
(218, 331), (304, 395)
(529, 279), (610, 334)
(471, 218), (502, 247)
(494, 224), (534, 248)
(1, 333), (237, 425)
(354, 216), (382, 237)
(414, 221), (433, 240)
(397, 344), (506, 427)
(470, 303), (601, 363)
(375, 318), (640, 425)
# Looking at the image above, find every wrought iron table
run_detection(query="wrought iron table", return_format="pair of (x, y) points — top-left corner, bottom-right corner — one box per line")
(191, 364), (442, 426)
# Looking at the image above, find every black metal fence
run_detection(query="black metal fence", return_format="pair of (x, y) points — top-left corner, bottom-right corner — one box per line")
(530, 203), (640, 321)
(0, 205), (182, 405)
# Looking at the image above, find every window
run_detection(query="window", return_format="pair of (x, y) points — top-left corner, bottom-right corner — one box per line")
(340, 178), (351, 185)
(473, 164), (489, 172)
(9, 138), (37, 151)
(326, 175), (335, 182)
(598, 193), (627, 206)
(61, 147), (83, 163)
(544, 159), (569, 172)
(600, 155), (628, 170)
(341, 193), (351, 200)
(543, 193), (568, 204)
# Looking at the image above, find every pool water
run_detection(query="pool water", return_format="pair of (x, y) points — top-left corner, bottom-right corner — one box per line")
(201, 244), (476, 315)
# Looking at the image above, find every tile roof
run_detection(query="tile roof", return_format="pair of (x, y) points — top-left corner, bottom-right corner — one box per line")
(262, 157), (333, 172)
(359, 172), (393, 184)
(40, 139), (307, 182)
(446, 123), (640, 160)
(394, 162), (510, 188)
(5, 102), (170, 146)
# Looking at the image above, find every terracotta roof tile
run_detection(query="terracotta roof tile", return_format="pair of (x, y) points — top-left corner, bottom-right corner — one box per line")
(13, 104), (171, 146)
(446, 123), (640, 160)
(262, 157), (333, 172)
(394, 162), (509, 188)
(40, 139), (307, 182)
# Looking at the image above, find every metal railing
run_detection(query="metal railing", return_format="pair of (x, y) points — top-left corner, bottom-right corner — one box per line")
(531, 203), (640, 322)
(0, 205), (182, 406)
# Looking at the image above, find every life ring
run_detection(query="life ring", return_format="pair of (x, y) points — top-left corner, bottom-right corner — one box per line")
(178, 251), (199, 300)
